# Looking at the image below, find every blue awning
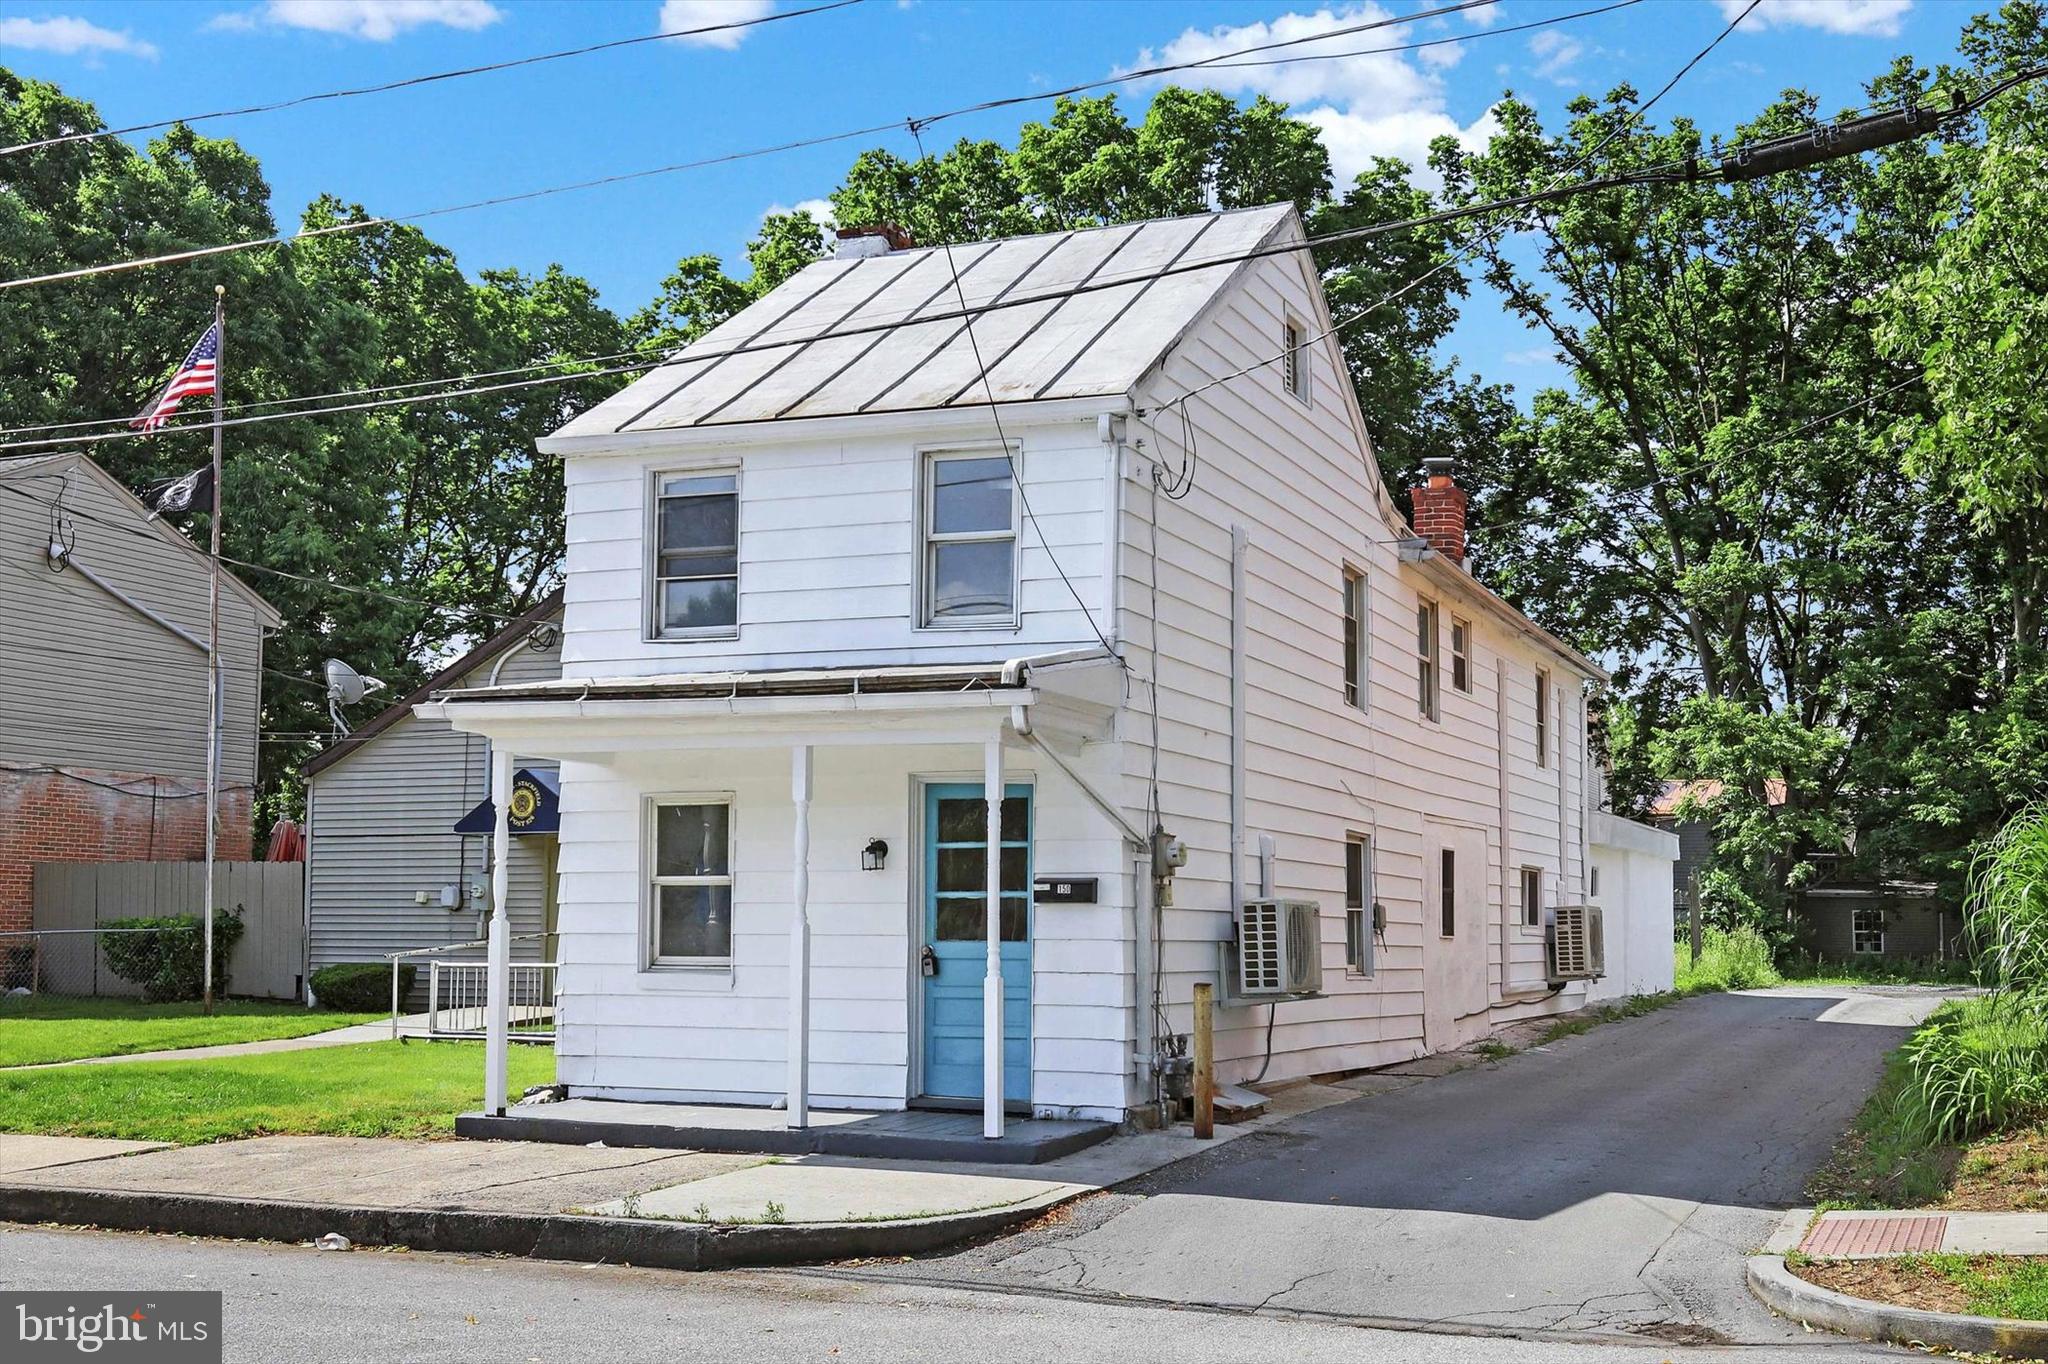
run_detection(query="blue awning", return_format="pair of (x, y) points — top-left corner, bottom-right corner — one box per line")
(454, 767), (559, 836)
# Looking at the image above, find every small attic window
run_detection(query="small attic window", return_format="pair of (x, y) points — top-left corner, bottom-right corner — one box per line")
(1281, 318), (1310, 405)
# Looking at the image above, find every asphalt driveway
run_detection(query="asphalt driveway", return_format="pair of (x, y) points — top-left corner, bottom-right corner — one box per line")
(855, 987), (1959, 1347)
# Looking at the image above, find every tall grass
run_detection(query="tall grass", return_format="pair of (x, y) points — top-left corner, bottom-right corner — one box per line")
(1969, 801), (2048, 992)
(1673, 924), (1783, 992)
(1896, 994), (2048, 1143)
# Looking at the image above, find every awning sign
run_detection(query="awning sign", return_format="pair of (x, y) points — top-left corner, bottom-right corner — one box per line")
(454, 768), (559, 836)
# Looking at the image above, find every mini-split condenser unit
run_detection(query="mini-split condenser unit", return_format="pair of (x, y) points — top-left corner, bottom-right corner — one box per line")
(1226, 899), (1324, 999)
(1548, 904), (1606, 982)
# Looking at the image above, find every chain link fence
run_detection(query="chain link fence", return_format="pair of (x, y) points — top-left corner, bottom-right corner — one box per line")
(0, 925), (199, 1001)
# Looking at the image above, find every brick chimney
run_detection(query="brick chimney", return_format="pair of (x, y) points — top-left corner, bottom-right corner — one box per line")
(833, 224), (916, 259)
(1410, 456), (1467, 564)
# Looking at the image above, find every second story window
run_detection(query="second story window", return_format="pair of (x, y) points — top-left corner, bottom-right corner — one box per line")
(1451, 616), (1471, 693)
(1535, 667), (1551, 767)
(1417, 598), (1440, 722)
(924, 450), (1016, 625)
(1342, 568), (1367, 709)
(653, 471), (740, 638)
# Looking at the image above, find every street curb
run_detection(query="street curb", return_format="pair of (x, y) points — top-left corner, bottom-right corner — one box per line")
(0, 1180), (1079, 1271)
(1748, 1254), (2048, 1357)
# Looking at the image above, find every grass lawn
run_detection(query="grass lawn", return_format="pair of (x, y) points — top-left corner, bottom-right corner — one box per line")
(1794, 1254), (2048, 1320)
(0, 1041), (555, 1144)
(0, 997), (382, 1068)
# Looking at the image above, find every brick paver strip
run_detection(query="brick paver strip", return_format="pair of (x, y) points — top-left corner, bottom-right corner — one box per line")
(1801, 1214), (1948, 1258)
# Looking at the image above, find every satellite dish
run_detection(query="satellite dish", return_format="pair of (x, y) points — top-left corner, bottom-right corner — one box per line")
(323, 659), (387, 735)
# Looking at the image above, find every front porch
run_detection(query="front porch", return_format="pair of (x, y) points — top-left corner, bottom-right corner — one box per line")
(456, 1097), (1115, 1165)
(421, 653), (1144, 1141)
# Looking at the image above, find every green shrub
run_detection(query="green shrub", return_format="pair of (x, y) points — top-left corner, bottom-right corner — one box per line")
(1897, 994), (2048, 1144)
(1674, 924), (1783, 993)
(100, 911), (243, 1002)
(311, 962), (410, 1012)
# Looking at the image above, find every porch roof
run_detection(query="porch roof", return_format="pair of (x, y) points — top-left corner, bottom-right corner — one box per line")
(435, 658), (1030, 706)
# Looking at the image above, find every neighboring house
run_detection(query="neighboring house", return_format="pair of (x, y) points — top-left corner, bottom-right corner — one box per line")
(1800, 879), (1954, 962)
(425, 205), (1676, 1125)
(1647, 777), (1789, 901)
(302, 595), (563, 1001)
(0, 452), (278, 937)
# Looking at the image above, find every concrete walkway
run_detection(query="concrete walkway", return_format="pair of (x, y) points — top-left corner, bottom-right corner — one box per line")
(8, 1013), (443, 1070)
(1799, 1208), (2048, 1258)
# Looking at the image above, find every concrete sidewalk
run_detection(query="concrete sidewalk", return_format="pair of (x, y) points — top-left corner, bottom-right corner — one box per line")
(4, 1014), (434, 1070)
(1798, 1208), (2048, 1258)
(0, 1082), (1354, 1269)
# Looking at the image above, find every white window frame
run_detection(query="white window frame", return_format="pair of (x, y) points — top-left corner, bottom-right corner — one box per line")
(1535, 667), (1551, 767)
(1451, 616), (1472, 694)
(1852, 907), (1886, 956)
(919, 445), (1021, 630)
(1281, 317), (1311, 405)
(647, 466), (740, 642)
(1342, 566), (1369, 710)
(1521, 865), (1543, 929)
(1417, 597), (1441, 723)
(645, 794), (737, 969)
(1344, 832), (1374, 975)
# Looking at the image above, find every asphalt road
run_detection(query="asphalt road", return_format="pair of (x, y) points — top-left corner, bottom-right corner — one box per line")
(851, 987), (1953, 1348)
(0, 1222), (1912, 1364)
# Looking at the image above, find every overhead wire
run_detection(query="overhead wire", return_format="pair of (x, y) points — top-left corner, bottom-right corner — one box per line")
(0, 0), (868, 158)
(0, 0), (1622, 294)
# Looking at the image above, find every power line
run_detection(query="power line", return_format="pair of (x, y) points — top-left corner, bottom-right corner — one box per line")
(0, 0), (867, 159)
(0, 0), (1590, 294)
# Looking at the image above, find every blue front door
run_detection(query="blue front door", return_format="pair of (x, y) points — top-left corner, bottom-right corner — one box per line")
(921, 783), (1031, 1103)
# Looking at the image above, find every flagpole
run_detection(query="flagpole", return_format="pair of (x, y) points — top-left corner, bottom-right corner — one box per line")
(203, 285), (224, 1017)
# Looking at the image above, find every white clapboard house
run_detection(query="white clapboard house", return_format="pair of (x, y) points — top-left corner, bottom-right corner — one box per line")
(427, 204), (1676, 1137)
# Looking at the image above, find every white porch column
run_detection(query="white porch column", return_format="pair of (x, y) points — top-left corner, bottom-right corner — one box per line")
(983, 735), (1005, 1139)
(787, 745), (813, 1129)
(484, 747), (513, 1116)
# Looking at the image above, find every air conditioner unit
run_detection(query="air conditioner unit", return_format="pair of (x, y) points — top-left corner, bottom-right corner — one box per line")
(1228, 899), (1324, 999)
(1548, 904), (1606, 982)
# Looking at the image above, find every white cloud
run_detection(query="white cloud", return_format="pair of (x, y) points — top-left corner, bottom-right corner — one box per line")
(211, 1), (503, 41)
(1502, 345), (1556, 366)
(764, 197), (836, 226)
(1527, 29), (1583, 83)
(0, 15), (158, 60)
(1118, 5), (1498, 188)
(658, 0), (775, 49)
(1462, 1), (1501, 27)
(1716, 0), (1911, 37)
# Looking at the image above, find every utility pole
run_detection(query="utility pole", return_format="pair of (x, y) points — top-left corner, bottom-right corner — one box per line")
(1192, 982), (1214, 1140)
(202, 284), (224, 1017)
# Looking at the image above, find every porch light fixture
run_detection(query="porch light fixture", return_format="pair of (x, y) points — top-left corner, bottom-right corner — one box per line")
(862, 838), (889, 872)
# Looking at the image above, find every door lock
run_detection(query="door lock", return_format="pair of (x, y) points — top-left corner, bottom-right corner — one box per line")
(919, 944), (939, 978)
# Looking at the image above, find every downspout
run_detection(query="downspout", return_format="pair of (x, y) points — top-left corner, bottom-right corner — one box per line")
(1229, 526), (1247, 908)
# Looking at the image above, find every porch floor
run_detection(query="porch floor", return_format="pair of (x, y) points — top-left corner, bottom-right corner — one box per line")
(456, 1098), (1116, 1166)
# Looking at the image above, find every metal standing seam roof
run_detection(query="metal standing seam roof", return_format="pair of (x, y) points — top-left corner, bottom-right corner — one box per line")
(546, 203), (1297, 441)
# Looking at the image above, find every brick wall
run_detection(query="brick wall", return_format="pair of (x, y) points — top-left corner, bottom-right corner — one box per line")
(0, 767), (253, 932)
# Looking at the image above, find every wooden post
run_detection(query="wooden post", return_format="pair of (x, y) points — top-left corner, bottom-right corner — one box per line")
(1192, 981), (1215, 1140)
(1687, 868), (1702, 966)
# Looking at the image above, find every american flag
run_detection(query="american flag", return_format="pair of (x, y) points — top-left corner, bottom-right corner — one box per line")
(132, 322), (219, 432)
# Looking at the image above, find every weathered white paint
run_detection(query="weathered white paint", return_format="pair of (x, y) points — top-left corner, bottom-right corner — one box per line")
(1588, 811), (1681, 1000)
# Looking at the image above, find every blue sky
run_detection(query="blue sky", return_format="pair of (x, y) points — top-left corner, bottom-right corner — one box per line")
(0, 0), (1977, 399)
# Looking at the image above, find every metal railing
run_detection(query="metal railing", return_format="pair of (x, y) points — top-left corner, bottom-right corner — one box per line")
(385, 934), (554, 1043)
(426, 959), (556, 1041)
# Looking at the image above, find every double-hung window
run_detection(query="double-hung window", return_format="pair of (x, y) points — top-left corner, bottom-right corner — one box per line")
(923, 450), (1017, 625)
(1521, 866), (1543, 928)
(1451, 617), (1472, 693)
(1345, 834), (1374, 973)
(649, 799), (733, 965)
(1417, 598), (1440, 722)
(1535, 668), (1551, 767)
(653, 471), (739, 637)
(1852, 907), (1885, 955)
(1342, 568), (1368, 709)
